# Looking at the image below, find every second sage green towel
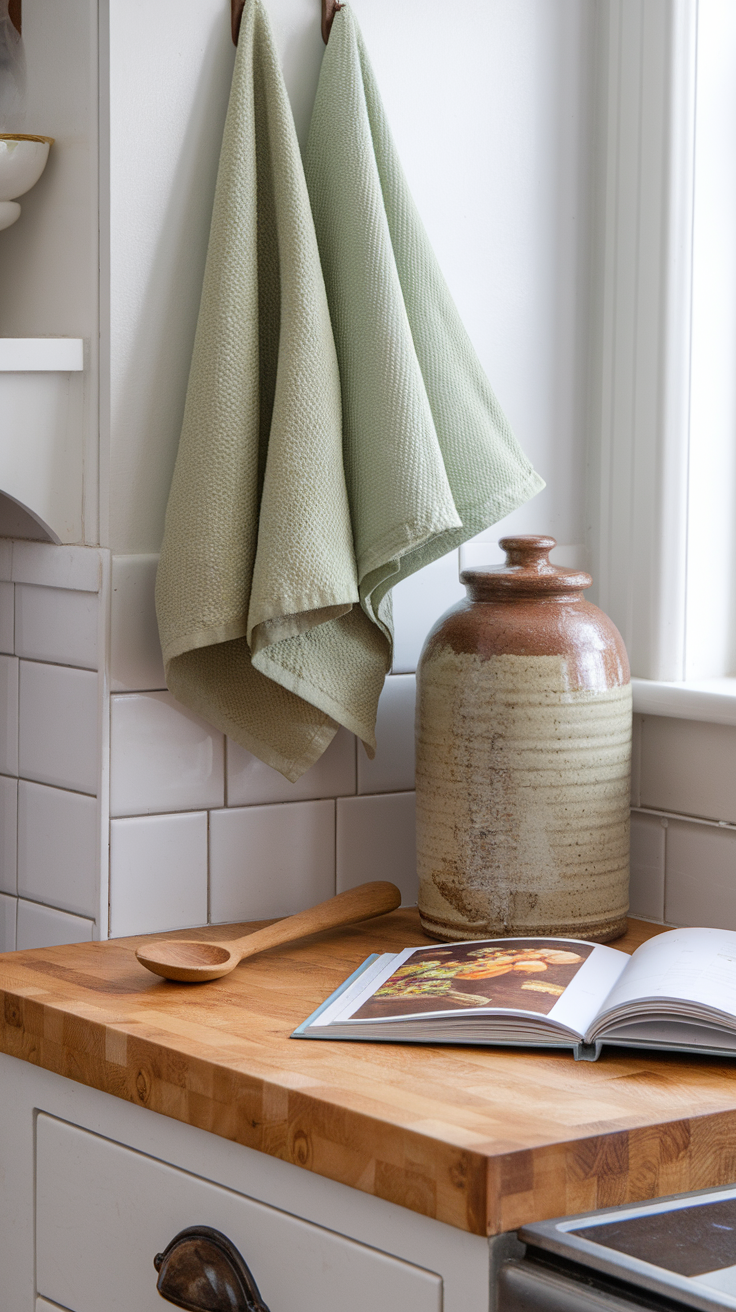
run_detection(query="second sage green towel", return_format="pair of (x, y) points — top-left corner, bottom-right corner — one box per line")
(305, 5), (544, 637)
(156, 0), (387, 782)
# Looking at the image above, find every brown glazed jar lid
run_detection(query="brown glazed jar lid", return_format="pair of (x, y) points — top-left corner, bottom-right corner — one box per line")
(460, 535), (592, 599)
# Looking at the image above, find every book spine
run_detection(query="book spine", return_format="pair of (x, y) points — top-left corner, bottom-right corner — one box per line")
(573, 1041), (603, 1061)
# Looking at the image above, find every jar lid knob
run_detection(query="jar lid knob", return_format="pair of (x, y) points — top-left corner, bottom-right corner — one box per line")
(499, 535), (556, 570)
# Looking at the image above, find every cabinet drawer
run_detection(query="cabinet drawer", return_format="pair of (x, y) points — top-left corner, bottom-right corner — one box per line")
(36, 1114), (442, 1312)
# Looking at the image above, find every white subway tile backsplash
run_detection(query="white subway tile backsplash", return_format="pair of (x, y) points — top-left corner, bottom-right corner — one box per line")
(15, 584), (98, 670)
(0, 581), (13, 653)
(5, 535), (646, 947)
(227, 726), (355, 808)
(18, 781), (98, 918)
(109, 811), (208, 937)
(11, 542), (102, 592)
(110, 692), (224, 816)
(630, 714), (642, 808)
(391, 553), (465, 674)
(0, 892), (16, 952)
(210, 800), (335, 923)
(665, 818), (736, 930)
(18, 662), (98, 795)
(357, 674), (415, 795)
(629, 811), (665, 921)
(640, 716), (736, 823)
(0, 775), (17, 895)
(16, 899), (94, 950)
(0, 655), (18, 776)
(110, 554), (166, 692)
(0, 541), (12, 582)
(337, 792), (417, 906)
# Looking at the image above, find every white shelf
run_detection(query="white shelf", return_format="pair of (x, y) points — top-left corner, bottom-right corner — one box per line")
(0, 339), (84, 371)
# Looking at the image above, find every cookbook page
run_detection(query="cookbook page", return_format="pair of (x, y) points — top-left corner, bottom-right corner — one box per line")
(311, 937), (628, 1036)
(590, 928), (736, 1032)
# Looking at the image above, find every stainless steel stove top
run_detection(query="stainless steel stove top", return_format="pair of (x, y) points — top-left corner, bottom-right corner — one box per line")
(501, 1185), (736, 1310)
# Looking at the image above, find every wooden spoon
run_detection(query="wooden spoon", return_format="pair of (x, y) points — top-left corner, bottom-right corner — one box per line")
(135, 881), (402, 982)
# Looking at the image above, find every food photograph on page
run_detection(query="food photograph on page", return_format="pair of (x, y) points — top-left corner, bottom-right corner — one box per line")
(352, 940), (595, 1020)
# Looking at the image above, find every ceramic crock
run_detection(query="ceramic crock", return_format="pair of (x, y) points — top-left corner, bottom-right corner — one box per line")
(415, 536), (631, 943)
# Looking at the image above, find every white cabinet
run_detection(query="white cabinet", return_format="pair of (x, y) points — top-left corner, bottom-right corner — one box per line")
(0, 1053), (495, 1312)
(35, 1115), (441, 1312)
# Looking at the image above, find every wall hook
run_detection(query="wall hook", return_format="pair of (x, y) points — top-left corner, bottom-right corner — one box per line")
(231, 0), (245, 45)
(321, 0), (344, 44)
(231, 0), (342, 46)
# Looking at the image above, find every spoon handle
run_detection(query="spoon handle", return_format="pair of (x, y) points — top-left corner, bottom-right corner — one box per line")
(231, 881), (401, 963)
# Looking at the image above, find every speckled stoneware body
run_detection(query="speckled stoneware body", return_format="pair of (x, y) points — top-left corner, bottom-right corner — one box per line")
(416, 536), (631, 943)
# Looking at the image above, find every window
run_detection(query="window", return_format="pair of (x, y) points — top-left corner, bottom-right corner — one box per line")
(591, 0), (736, 726)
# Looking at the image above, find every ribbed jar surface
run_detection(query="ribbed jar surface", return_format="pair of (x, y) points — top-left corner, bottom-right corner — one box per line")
(416, 651), (631, 941)
(415, 536), (631, 943)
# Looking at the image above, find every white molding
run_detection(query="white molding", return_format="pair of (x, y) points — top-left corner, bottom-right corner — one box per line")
(632, 675), (736, 726)
(591, 0), (697, 680)
(96, 551), (111, 941)
(0, 339), (84, 371)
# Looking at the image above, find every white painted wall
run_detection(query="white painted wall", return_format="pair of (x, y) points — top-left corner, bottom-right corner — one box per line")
(353, 0), (596, 551)
(103, 0), (235, 553)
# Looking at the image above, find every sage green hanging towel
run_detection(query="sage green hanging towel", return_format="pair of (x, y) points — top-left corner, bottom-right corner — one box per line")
(157, 0), (543, 786)
(304, 4), (544, 636)
(156, 0), (388, 782)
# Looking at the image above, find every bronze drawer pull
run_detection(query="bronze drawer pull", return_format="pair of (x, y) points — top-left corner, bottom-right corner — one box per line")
(154, 1225), (271, 1311)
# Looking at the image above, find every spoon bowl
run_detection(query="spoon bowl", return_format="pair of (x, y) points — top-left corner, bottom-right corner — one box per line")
(135, 880), (402, 983)
(137, 940), (236, 981)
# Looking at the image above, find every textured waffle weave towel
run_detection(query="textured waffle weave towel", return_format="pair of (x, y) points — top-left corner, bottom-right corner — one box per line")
(156, 0), (386, 782)
(304, 4), (544, 633)
(156, 0), (543, 783)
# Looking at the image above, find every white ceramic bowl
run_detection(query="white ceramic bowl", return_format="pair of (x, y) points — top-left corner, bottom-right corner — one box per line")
(0, 201), (21, 232)
(0, 135), (53, 203)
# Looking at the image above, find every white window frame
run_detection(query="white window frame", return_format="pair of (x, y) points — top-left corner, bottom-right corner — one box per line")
(590, 0), (736, 725)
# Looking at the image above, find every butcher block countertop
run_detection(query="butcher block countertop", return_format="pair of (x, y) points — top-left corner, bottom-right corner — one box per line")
(2, 912), (736, 1237)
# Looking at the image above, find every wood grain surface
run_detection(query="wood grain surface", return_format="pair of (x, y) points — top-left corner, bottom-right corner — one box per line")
(2, 913), (736, 1236)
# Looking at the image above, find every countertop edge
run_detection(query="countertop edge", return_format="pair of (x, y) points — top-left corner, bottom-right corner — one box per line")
(0, 984), (491, 1234)
(5, 978), (736, 1235)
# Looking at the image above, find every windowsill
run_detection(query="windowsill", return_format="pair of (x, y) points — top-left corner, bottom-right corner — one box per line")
(632, 677), (736, 726)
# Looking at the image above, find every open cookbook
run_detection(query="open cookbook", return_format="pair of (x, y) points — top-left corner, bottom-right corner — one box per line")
(293, 927), (736, 1060)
